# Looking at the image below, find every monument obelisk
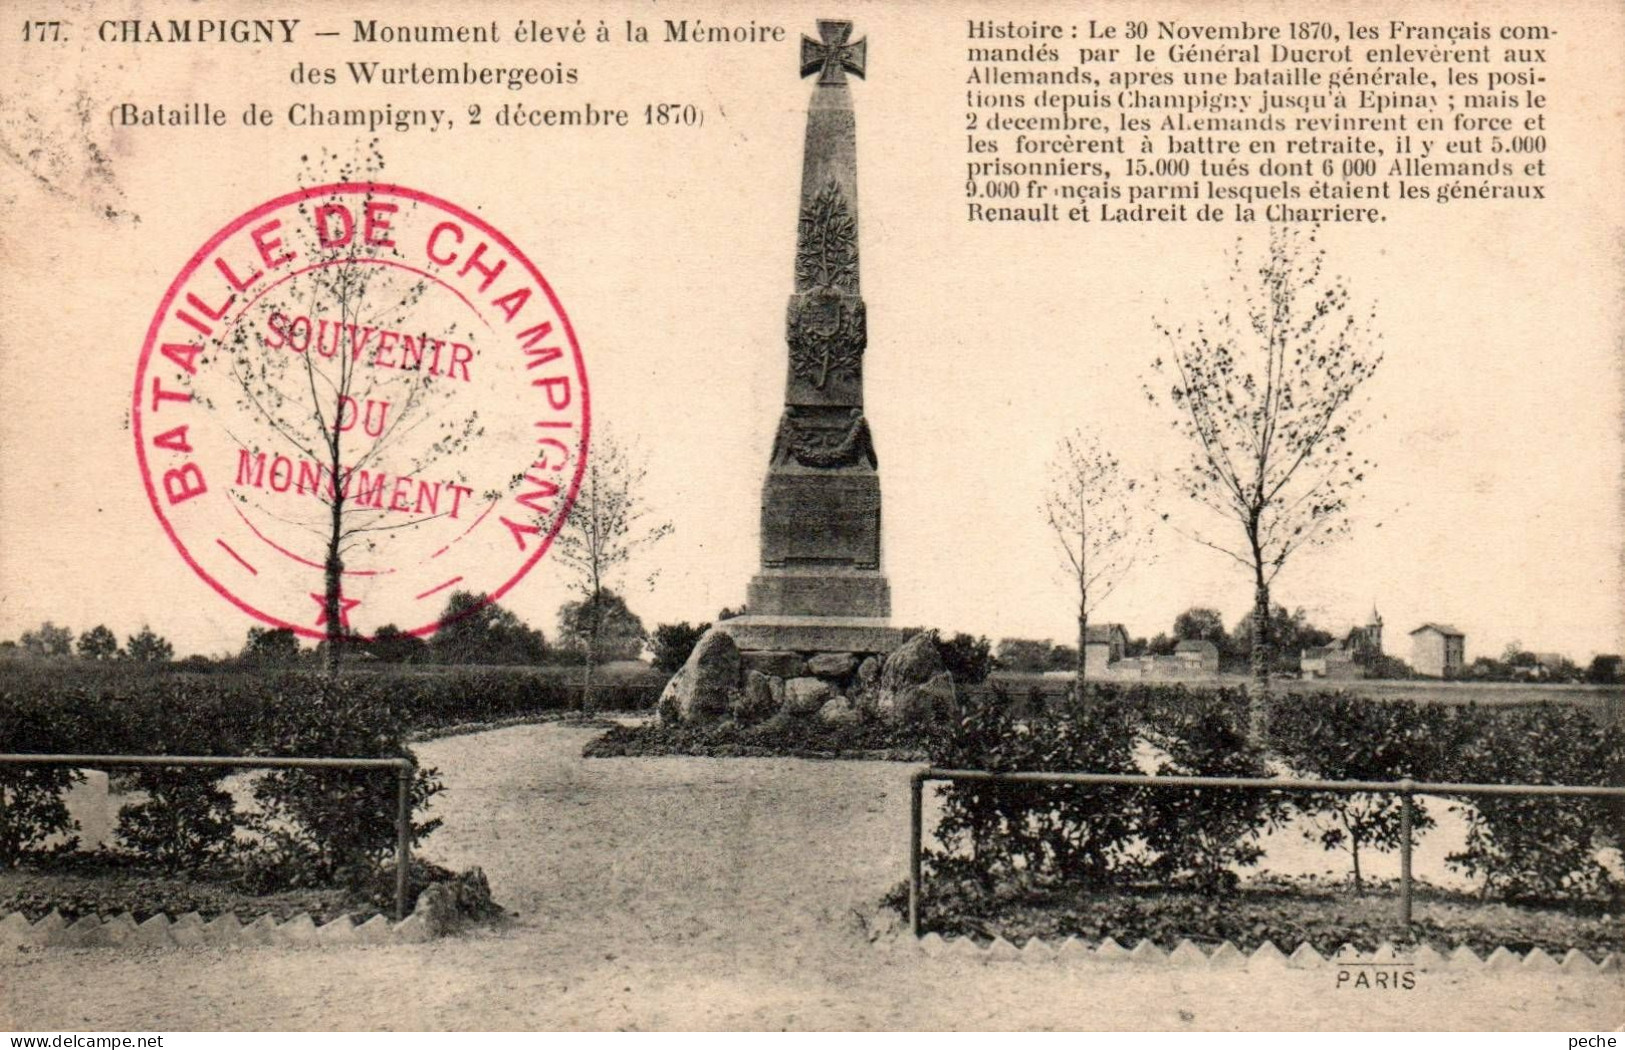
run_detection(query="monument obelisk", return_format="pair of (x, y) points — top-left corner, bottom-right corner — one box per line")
(720, 19), (903, 657)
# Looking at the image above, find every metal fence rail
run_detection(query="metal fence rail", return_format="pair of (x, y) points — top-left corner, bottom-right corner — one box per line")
(0, 752), (418, 919)
(906, 768), (1625, 937)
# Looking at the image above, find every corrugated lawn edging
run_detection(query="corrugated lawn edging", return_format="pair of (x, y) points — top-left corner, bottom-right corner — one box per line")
(887, 877), (1624, 961)
(877, 929), (1620, 974)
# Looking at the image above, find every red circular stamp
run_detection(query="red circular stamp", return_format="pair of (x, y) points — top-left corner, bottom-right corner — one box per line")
(133, 183), (589, 639)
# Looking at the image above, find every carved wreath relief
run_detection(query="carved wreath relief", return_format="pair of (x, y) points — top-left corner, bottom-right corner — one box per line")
(771, 407), (878, 470)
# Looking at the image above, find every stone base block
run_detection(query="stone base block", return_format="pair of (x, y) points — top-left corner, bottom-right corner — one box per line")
(713, 615), (906, 656)
(740, 650), (806, 679)
(747, 567), (891, 618)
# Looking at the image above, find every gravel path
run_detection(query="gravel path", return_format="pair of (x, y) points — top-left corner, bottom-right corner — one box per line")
(3, 723), (1619, 1031)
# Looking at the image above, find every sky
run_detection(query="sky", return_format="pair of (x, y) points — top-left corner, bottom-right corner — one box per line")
(2, 0), (1621, 666)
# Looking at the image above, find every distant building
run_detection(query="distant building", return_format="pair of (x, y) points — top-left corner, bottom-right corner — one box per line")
(1083, 623), (1129, 675)
(1300, 605), (1382, 679)
(1301, 640), (1360, 679)
(1347, 606), (1384, 660)
(1409, 624), (1466, 678)
(1135, 653), (1205, 677)
(1173, 639), (1220, 672)
(1531, 652), (1574, 679)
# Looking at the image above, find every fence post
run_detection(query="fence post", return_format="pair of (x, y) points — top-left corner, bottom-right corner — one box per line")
(909, 770), (924, 938)
(1398, 779), (1414, 927)
(395, 761), (413, 921)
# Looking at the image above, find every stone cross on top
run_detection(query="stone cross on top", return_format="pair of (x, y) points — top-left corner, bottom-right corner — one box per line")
(800, 20), (866, 86)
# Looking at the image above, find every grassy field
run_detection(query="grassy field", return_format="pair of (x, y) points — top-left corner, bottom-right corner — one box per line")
(980, 671), (1625, 722)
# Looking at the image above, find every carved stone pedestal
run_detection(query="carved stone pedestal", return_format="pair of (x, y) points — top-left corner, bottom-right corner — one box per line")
(713, 614), (904, 658)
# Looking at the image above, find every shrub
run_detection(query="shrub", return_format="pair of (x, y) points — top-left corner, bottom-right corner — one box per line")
(1444, 703), (1625, 902)
(0, 667), (461, 891)
(1, 684), (92, 867)
(585, 712), (930, 760)
(926, 686), (1140, 891)
(1137, 687), (1285, 893)
(248, 677), (444, 889)
(0, 768), (82, 867)
(1269, 693), (1448, 894)
(115, 770), (240, 874)
(651, 621), (710, 675)
(1360, 654), (1415, 680)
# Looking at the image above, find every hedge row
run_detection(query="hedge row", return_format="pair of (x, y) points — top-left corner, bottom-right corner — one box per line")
(929, 685), (1625, 904)
(0, 666), (659, 893)
(1, 673), (444, 886)
(0, 661), (660, 732)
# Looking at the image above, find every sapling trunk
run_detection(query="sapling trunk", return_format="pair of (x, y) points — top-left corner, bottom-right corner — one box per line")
(1075, 612), (1088, 700)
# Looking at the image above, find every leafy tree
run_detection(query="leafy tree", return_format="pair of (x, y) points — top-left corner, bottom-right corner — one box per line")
(1147, 226), (1383, 738)
(76, 624), (121, 661)
(125, 625), (174, 663)
(20, 622), (73, 658)
(551, 431), (672, 708)
(556, 589), (647, 663)
(1042, 430), (1153, 691)
(1146, 632), (1177, 656)
(1297, 622), (1334, 652)
(1230, 604), (1330, 675)
(994, 638), (1068, 674)
(1586, 654), (1623, 684)
(370, 624), (430, 664)
(651, 621), (710, 674)
(430, 591), (546, 665)
(988, 640), (1053, 676)
(939, 632), (995, 685)
(1501, 642), (1538, 668)
(1172, 607), (1228, 649)
(1539, 655), (1581, 681)
(241, 626), (302, 666)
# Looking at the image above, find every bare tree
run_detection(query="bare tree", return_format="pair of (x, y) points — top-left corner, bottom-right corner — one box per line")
(220, 143), (482, 671)
(1043, 430), (1152, 695)
(550, 430), (673, 709)
(1146, 225), (1382, 739)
